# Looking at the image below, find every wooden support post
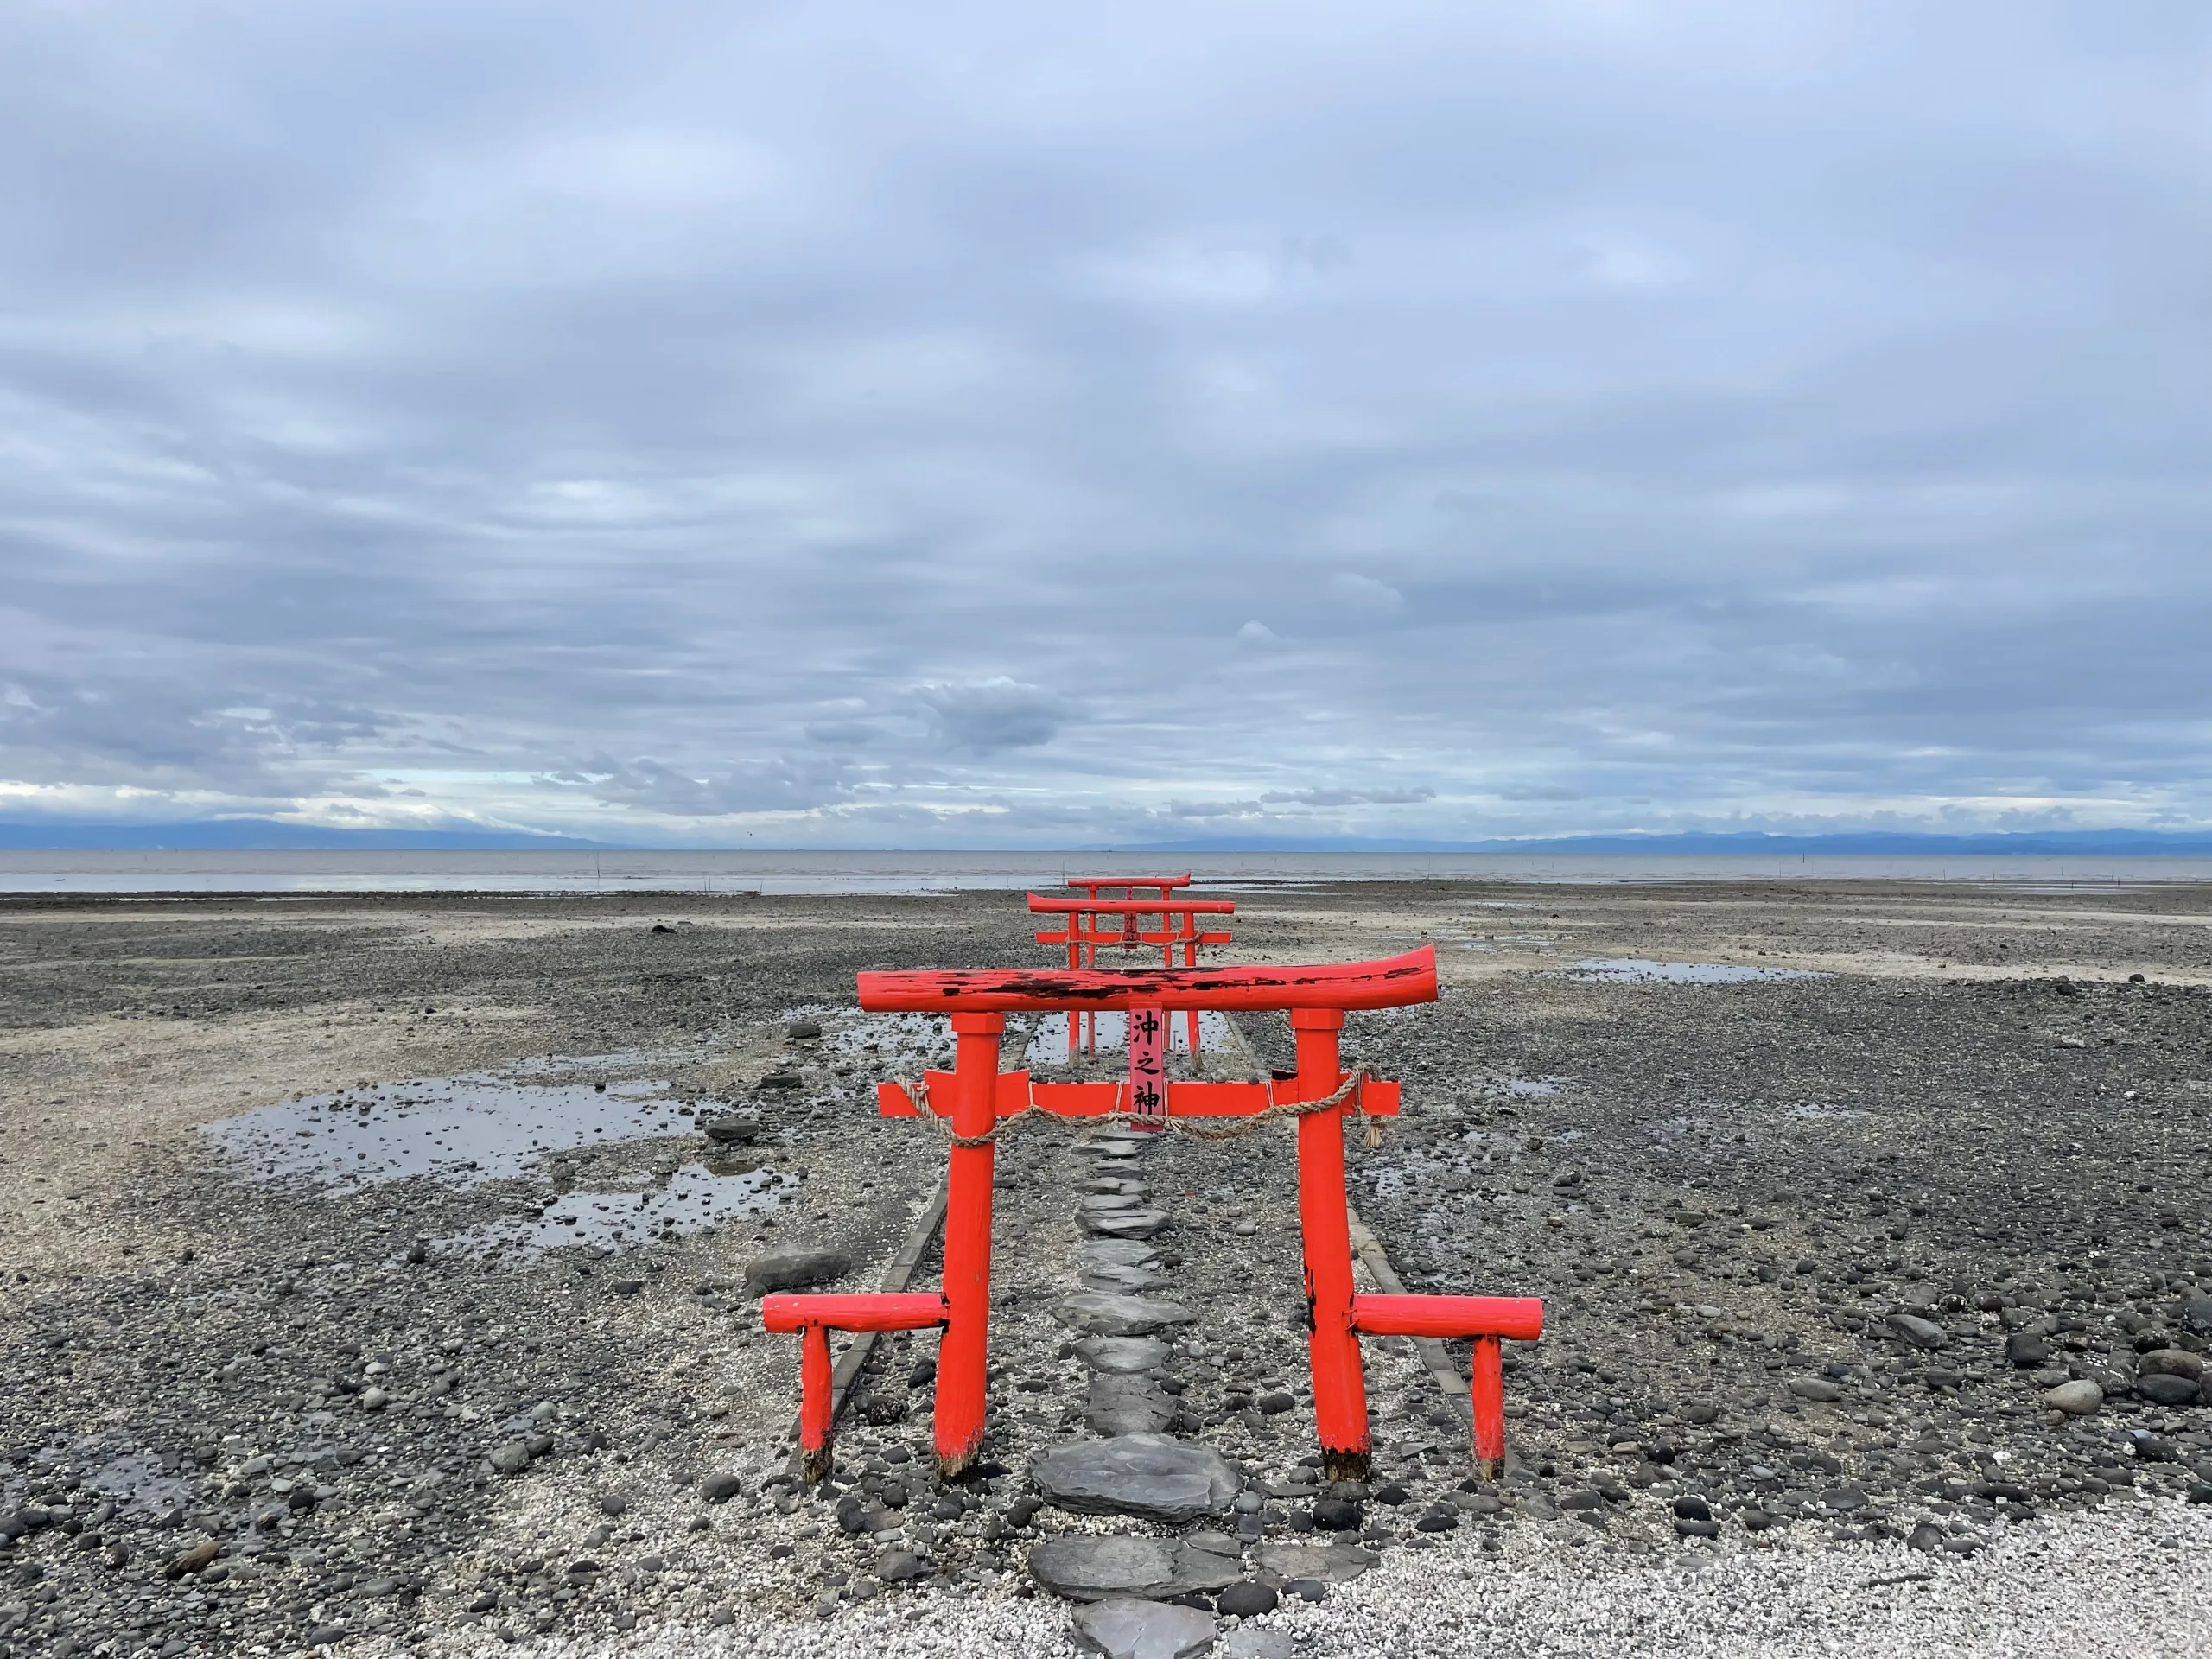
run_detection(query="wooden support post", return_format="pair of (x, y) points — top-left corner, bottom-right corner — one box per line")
(1065, 929), (1083, 1060)
(1471, 1333), (1506, 1481)
(1292, 1007), (1370, 1481)
(798, 1324), (833, 1483)
(1181, 934), (1202, 1058)
(934, 1011), (1002, 1479)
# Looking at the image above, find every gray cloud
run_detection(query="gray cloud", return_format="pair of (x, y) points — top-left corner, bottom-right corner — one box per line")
(1326, 575), (1405, 618)
(915, 681), (1074, 755)
(552, 754), (856, 817)
(803, 721), (884, 749)
(2, 2), (2208, 843)
(1260, 788), (1437, 808)
(1159, 800), (1270, 822)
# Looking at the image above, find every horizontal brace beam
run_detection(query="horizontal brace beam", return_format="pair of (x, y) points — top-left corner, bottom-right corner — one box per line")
(1027, 894), (1236, 915)
(857, 944), (1437, 1014)
(1350, 1294), (1545, 1343)
(1033, 930), (1234, 950)
(760, 1292), (950, 1334)
(877, 1073), (1401, 1120)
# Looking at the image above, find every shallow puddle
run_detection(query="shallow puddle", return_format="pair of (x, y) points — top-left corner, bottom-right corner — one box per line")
(823, 1008), (942, 1057)
(205, 1073), (699, 1191)
(469, 1160), (794, 1257)
(82, 1447), (195, 1515)
(206, 1062), (802, 1258)
(1567, 957), (1821, 984)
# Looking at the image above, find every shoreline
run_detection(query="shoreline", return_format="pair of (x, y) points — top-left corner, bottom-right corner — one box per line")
(10, 850), (2212, 897)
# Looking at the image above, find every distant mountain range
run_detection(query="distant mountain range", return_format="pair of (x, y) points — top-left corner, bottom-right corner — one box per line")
(1137, 830), (2212, 856)
(4, 821), (2212, 855)
(0, 820), (612, 851)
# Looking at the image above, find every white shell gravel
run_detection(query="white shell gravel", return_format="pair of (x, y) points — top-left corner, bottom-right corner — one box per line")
(454, 1496), (2211, 1659)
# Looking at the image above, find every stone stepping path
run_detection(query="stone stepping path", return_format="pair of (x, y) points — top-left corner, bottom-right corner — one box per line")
(1024, 1107), (1392, 1652)
(1027, 1125), (1249, 1652)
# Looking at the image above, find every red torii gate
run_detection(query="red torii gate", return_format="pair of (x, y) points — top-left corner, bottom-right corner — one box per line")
(761, 944), (1544, 1485)
(1027, 893), (1236, 1058)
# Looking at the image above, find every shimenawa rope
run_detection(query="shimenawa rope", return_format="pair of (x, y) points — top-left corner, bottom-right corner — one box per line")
(899, 1067), (1383, 1149)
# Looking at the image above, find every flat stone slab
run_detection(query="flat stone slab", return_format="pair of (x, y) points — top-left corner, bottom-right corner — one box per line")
(1083, 1194), (1147, 1214)
(1251, 1541), (1378, 1586)
(1028, 1533), (1240, 1601)
(1076, 1336), (1173, 1374)
(1085, 1263), (1171, 1294)
(1084, 1239), (1159, 1268)
(1081, 1211), (1169, 1239)
(1179, 1529), (1242, 1571)
(1088, 1372), (1177, 1435)
(1058, 1293), (1194, 1337)
(1033, 1433), (1239, 1523)
(1032, 1535), (1175, 1601)
(1073, 1598), (1217, 1659)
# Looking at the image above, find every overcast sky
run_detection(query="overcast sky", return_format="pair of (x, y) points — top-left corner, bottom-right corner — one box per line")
(3, 2), (2209, 846)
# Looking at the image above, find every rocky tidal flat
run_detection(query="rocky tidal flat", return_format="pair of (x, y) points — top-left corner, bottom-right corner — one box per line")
(2, 880), (2209, 1658)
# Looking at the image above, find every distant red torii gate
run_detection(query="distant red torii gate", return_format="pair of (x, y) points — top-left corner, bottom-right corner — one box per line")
(761, 944), (1543, 1485)
(1027, 893), (1236, 1057)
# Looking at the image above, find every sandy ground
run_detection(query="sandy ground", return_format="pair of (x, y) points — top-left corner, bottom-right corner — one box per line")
(2, 878), (2209, 1658)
